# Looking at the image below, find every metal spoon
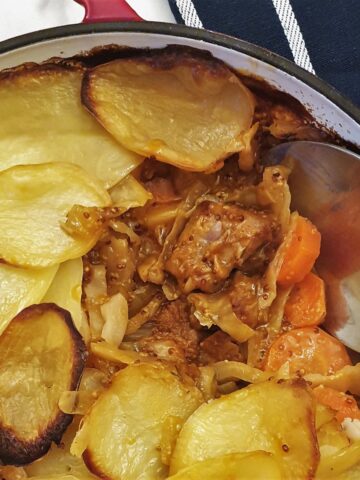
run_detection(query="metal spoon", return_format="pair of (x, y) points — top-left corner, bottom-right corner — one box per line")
(264, 141), (360, 353)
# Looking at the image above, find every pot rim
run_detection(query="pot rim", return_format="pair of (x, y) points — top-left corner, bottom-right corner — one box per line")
(1, 21), (359, 124)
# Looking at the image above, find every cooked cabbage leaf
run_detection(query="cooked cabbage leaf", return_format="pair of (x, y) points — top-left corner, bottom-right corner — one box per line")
(110, 174), (152, 209)
(188, 291), (254, 343)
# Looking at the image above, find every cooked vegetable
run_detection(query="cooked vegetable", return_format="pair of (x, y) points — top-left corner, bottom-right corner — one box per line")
(140, 201), (182, 229)
(0, 304), (86, 465)
(317, 418), (350, 458)
(167, 451), (282, 480)
(189, 291), (254, 343)
(90, 341), (142, 364)
(0, 64), (142, 188)
(43, 258), (86, 339)
(0, 466), (27, 480)
(59, 368), (108, 416)
(213, 360), (272, 384)
(260, 211), (299, 309)
(100, 292), (128, 346)
(25, 418), (96, 479)
(0, 162), (111, 268)
(139, 180), (209, 285)
(305, 363), (360, 396)
(277, 215), (321, 286)
(257, 165), (291, 233)
(0, 46), (353, 480)
(170, 379), (319, 479)
(284, 272), (326, 327)
(316, 403), (335, 430)
(71, 363), (203, 480)
(82, 48), (254, 172)
(317, 441), (360, 478)
(0, 263), (57, 335)
(126, 293), (164, 335)
(110, 174), (152, 208)
(313, 386), (360, 423)
(264, 327), (351, 375)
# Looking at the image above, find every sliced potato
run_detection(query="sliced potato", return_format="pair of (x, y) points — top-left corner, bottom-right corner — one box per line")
(167, 451), (282, 480)
(170, 380), (319, 479)
(71, 363), (203, 480)
(0, 304), (86, 465)
(0, 162), (111, 268)
(0, 64), (142, 188)
(82, 48), (254, 172)
(0, 263), (58, 335)
(43, 258), (85, 337)
(25, 419), (96, 479)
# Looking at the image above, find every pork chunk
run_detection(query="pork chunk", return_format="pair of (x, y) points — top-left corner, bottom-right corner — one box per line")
(165, 201), (275, 293)
(137, 300), (200, 364)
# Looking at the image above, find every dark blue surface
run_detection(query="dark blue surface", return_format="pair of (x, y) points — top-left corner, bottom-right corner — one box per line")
(170, 0), (360, 106)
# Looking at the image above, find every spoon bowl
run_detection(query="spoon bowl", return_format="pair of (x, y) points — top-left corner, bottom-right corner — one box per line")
(264, 141), (360, 353)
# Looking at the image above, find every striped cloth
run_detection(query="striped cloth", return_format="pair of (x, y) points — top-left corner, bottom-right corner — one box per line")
(170, 0), (360, 106)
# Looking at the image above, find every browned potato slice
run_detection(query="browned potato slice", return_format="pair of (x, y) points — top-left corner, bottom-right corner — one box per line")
(82, 48), (254, 172)
(170, 380), (319, 479)
(71, 363), (203, 480)
(0, 162), (111, 268)
(25, 418), (96, 479)
(0, 304), (86, 465)
(167, 451), (282, 480)
(0, 64), (142, 188)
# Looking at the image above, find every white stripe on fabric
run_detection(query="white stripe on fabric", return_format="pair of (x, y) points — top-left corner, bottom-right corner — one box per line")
(272, 0), (315, 74)
(175, 0), (203, 28)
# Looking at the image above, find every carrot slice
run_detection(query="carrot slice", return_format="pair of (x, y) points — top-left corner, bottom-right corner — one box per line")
(313, 385), (360, 422)
(264, 327), (351, 375)
(277, 216), (321, 286)
(284, 272), (326, 327)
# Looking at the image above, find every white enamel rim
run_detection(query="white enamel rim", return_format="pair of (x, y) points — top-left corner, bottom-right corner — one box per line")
(0, 22), (359, 145)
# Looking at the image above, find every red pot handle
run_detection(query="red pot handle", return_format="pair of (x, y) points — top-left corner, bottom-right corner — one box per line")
(75, 0), (143, 23)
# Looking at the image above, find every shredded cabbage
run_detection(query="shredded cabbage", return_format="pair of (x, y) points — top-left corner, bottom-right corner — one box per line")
(188, 292), (254, 343)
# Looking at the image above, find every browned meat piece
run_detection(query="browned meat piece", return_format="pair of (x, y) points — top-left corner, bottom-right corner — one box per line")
(137, 300), (200, 364)
(229, 272), (261, 329)
(199, 330), (245, 365)
(165, 201), (275, 293)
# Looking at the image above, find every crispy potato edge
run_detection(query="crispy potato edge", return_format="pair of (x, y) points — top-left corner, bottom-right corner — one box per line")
(80, 45), (241, 133)
(0, 62), (84, 83)
(278, 378), (320, 479)
(0, 303), (87, 466)
(83, 449), (111, 480)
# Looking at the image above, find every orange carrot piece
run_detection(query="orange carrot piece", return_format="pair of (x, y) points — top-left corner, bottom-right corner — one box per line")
(313, 385), (360, 423)
(264, 327), (351, 375)
(284, 272), (326, 328)
(277, 216), (321, 286)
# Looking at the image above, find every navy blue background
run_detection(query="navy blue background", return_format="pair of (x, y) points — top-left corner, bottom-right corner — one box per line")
(170, 0), (360, 107)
